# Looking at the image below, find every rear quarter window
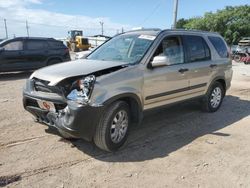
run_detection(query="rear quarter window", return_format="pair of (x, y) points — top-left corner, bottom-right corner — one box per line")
(48, 41), (66, 49)
(208, 36), (228, 58)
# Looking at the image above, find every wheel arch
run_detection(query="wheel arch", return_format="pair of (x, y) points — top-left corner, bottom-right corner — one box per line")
(103, 93), (143, 125)
(208, 76), (226, 95)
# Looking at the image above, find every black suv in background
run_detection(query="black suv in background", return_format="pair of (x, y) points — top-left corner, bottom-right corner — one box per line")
(0, 37), (70, 72)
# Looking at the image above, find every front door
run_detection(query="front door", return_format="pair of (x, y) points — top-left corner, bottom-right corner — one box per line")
(0, 40), (25, 72)
(143, 35), (190, 109)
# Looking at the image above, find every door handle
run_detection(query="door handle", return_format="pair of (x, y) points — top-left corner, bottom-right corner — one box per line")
(178, 68), (189, 73)
(210, 64), (217, 68)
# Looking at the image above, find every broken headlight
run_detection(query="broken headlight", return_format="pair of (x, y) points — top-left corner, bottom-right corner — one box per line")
(67, 75), (95, 104)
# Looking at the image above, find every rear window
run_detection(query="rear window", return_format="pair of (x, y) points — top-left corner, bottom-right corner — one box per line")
(48, 41), (65, 48)
(183, 35), (210, 62)
(27, 40), (48, 50)
(208, 36), (228, 58)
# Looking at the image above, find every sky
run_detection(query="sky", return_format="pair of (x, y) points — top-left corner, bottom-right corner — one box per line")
(0, 0), (249, 38)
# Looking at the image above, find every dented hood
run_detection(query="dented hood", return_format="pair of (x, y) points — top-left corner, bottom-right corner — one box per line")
(30, 59), (128, 86)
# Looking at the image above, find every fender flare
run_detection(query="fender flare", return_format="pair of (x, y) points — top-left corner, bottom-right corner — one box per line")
(103, 93), (143, 124)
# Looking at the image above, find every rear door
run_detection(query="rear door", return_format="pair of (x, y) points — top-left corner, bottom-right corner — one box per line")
(48, 41), (70, 61)
(182, 35), (212, 96)
(23, 40), (49, 69)
(0, 40), (25, 71)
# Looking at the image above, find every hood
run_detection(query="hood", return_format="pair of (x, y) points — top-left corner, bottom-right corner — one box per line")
(30, 59), (128, 86)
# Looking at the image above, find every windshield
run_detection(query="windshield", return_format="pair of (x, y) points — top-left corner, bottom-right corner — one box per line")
(87, 34), (155, 64)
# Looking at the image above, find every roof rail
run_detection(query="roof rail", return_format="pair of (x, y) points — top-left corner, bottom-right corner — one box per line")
(125, 28), (162, 33)
(163, 28), (219, 35)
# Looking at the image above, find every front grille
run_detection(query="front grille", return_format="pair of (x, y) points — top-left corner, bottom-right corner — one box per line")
(33, 78), (53, 93)
(26, 98), (39, 107)
(26, 98), (66, 112)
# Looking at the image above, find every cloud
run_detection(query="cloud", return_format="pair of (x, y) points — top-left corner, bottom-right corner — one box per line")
(0, 0), (131, 38)
(0, 0), (42, 8)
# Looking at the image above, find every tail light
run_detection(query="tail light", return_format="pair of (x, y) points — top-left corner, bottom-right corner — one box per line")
(65, 48), (69, 53)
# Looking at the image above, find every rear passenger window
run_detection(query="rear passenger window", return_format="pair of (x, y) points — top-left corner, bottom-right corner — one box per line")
(184, 36), (210, 62)
(27, 40), (48, 50)
(208, 36), (228, 58)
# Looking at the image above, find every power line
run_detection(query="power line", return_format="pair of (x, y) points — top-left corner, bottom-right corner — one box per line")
(139, 0), (163, 25)
(0, 17), (121, 31)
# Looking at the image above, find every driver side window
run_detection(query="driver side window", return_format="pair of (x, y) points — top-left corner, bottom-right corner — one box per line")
(3, 41), (23, 51)
(153, 36), (184, 65)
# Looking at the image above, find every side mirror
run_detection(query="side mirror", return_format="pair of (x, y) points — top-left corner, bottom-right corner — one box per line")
(151, 55), (170, 68)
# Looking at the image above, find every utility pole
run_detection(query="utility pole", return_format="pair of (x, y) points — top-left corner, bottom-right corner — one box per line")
(99, 21), (104, 35)
(26, 20), (30, 37)
(4, 19), (8, 39)
(172, 0), (179, 29)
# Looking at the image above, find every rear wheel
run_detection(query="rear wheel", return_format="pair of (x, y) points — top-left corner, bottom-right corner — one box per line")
(202, 82), (225, 112)
(94, 101), (130, 152)
(234, 55), (241, 62)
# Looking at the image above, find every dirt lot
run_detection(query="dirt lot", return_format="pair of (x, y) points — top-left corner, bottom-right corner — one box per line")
(0, 62), (250, 188)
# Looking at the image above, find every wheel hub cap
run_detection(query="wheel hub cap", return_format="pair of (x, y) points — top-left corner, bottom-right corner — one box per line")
(210, 87), (222, 108)
(110, 110), (128, 144)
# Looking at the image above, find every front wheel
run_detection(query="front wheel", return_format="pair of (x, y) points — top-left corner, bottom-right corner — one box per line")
(202, 82), (225, 112)
(94, 101), (130, 152)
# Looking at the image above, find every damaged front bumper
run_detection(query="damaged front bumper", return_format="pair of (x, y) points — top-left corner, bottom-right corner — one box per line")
(23, 79), (104, 141)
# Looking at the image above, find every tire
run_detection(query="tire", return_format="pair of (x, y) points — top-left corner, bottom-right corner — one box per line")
(202, 81), (225, 113)
(47, 59), (62, 66)
(94, 101), (130, 152)
(234, 55), (241, 62)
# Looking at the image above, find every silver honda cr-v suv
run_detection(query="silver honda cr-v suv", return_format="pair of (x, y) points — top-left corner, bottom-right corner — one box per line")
(23, 29), (233, 151)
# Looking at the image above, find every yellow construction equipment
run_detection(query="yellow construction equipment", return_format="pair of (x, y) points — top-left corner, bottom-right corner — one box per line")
(67, 30), (90, 52)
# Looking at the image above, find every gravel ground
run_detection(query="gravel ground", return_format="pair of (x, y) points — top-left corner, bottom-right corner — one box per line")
(0, 62), (250, 188)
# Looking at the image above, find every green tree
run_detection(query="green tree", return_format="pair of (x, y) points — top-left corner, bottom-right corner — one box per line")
(176, 5), (250, 45)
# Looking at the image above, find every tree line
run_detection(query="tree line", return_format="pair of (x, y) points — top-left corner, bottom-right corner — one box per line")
(176, 5), (250, 45)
